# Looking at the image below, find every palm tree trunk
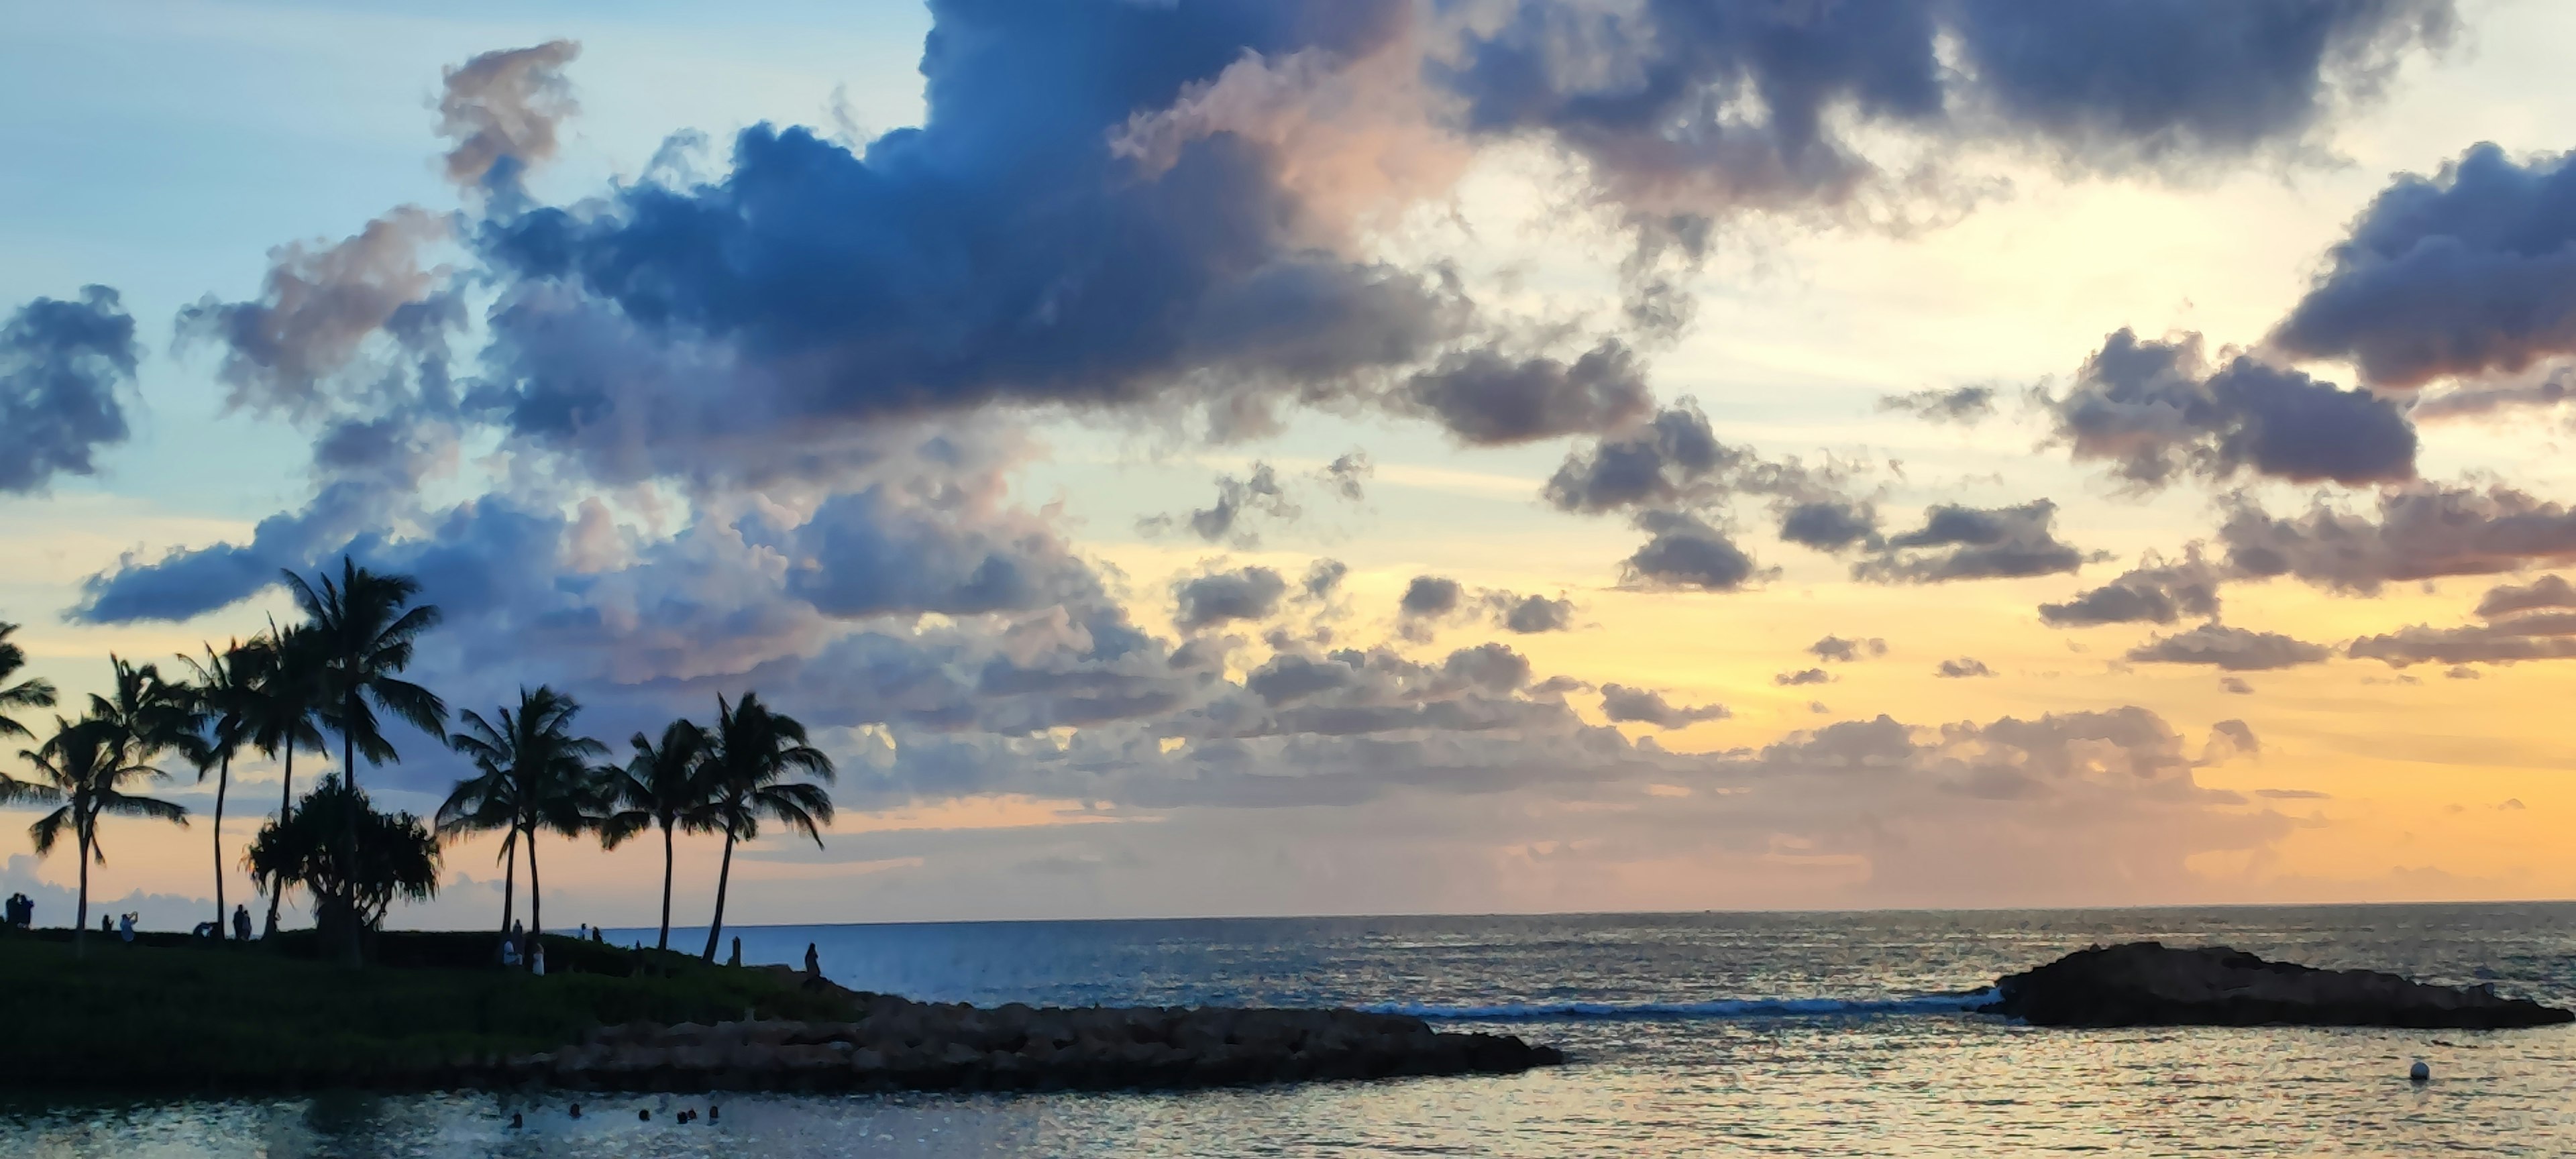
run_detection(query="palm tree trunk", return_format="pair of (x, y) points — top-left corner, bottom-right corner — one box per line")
(700, 828), (737, 962)
(526, 821), (542, 968)
(212, 755), (229, 940)
(498, 830), (517, 937)
(74, 822), (90, 958)
(264, 744), (292, 938)
(657, 822), (675, 952)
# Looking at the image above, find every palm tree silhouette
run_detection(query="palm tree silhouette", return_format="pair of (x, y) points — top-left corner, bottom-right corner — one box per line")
(699, 692), (835, 962)
(0, 621), (58, 743)
(3, 716), (188, 954)
(599, 719), (719, 952)
(284, 559), (447, 963)
(179, 639), (268, 940)
(244, 622), (327, 938)
(441, 687), (606, 951)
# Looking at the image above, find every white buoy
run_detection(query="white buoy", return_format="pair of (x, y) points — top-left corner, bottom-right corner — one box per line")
(2409, 1060), (2430, 1083)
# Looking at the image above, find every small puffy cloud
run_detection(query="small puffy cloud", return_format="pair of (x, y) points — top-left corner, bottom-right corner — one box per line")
(1140, 463), (1297, 545)
(1776, 500), (1882, 551)
(2044, 329), (2415, 490)
(1173, 566), (1288, 631)
(1399, 575), (1464, 618)
(2126, 624), (2330, 671)
(1599, 684), (1729, 729)
(1, 286), (137, 494)
(1808, 635), (1887, 663)
(1857, 500), (2090, 583)
(1498, 594), (1575, 634)
(2220, 676), (2255, 695)
(1544, 404), (1737, 515)
(1878, 385), (1996, 424)
(1405, 339), (1654, 445)
(2219, 484), (2576, 594)
(1623, 510), (1767, 592)
(2039, 551), (2222, 626)
(1774, 668), (1833, 687)
(1935, 658), (1994, 678)
(2475, 574), (2576, 618)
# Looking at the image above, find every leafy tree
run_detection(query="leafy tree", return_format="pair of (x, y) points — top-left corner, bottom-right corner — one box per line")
(0, 621), (56, 743)
(698, 692), (835, 961)
(3, 716), (188, 953)
(283, 559), (447, 963)
(180, 639), (269, 939)
(599, 719), (720, 951)
(439, 686), (606, 951)
(246, 777), (439, 938)
(246, 622), (328, 937)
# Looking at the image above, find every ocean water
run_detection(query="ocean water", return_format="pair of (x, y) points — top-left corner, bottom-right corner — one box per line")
(9, 903), (2576, 1156)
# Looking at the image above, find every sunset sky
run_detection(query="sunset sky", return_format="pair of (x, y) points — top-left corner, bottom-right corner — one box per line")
(7, 0), (2576, 932)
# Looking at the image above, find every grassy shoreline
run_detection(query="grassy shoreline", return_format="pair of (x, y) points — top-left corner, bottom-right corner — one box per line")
(0, 931), (852, 1091)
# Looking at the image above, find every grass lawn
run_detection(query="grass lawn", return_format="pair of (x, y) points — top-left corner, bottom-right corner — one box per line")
(0, 930), (857, 1091)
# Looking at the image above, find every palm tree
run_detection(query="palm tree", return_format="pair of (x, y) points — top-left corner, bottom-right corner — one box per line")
(3, 716), (188, 953)
(440, 687), (606, 953)
(284, 558), (447, 962)
(246, 622), (327, 937)
(180, 639), (270, 940)
(0, 621), (57, 743)
(698, 692), (836, 962)
(247, 776), (439, 936)
(599, 719), (719, 951)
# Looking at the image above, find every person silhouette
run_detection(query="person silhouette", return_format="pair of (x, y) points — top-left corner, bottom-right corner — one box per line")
(728, 936), (741, 967)
(804, 942), (820, 979)
(232, 903), (252, 942)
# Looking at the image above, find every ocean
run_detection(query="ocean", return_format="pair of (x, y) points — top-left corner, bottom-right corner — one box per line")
(8, 903), (2575, 1156)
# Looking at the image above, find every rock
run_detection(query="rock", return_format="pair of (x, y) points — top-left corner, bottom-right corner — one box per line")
(1984, 942), (2574, 1029)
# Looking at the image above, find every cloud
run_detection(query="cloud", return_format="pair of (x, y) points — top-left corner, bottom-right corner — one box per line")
(2473, 574), (2576, 618)
(0, 286), (136, 494)
(1935, 658), (1994, 678)
(1140, 462), (1298, 545)
(2346, 586), (2576, 666)
(2039, 550), (2223, 627)
(2204, 719), (2261, 764)
(2126, 623), (2330, 671)
(1856, 500), (2090, 583)
(1173, 565), (1289, 631)
(1621, 510), (1767, 592)
(1498, 593), (1574, 634)
(1442, 0), (2453, 221)
(1878, 385), (1996, 424)
(1543, 404), (1737, 515)
(2219, 483), (2576, 594)
(1774, 667), (1833, 687)
(2044, 329), (2416, 490)
(2220, 676), (2255, 695)
(1403, 339), (1654, 445)
(1598, 684), (1729, 729)
(1776, 500), (1881, 551)
(1398, 575), (1464, 618)
(1399, 576), (1577, 637)
(1808, 636), (1887, 663)
(176, 209), (457, 419)
(1320, 451), (1373, 501)
(438, 40), (583, 193)
(2272, 143), (2576, 388)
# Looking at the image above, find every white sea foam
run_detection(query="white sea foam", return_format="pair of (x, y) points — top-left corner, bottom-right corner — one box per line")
(1358, 989), (2000, 1022)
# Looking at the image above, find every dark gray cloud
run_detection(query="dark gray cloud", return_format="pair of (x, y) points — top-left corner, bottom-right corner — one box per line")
(1856, 500), (2091, 584)
(2126, 623), (2330, 671)
(1808, 635), (1886, 663)
(1142, 462), (1297, 545)
(1399, 575), (1464, 618)
(2475, 574), (2576, 618)
(2046, 329), (2415, 489)
(1443, 0), (2453, 218)
(1300, 559), (1348, 600)
(2220, 677), (2255, 695)
(1544, 404), (1736, 516)
(2039, 551), (2222, 626)
(1774, 667), (1833, 687)
(1935, 658), (1994, 679)
(2219, 484), (2576, 594)
(0, 286), (136, 494)
(1878, 385), (1996, 424)
(1622, 510), (1766, 592)
(1174, 565), (1289, 631)
(2273, 143), (2576, 388)
(1776, 500), (1881, 551)
(1404, 339), (1653, 445)
(1599, 683), (1729, 729)
(1321, 451), (1373, 502)
(1499, 594), (1575, 634)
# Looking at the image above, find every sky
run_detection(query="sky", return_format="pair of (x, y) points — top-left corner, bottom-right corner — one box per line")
(7, 0), (2576, 933)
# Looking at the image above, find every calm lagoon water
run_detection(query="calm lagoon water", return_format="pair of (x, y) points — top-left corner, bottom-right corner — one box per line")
(9, 903), (2576, 1156)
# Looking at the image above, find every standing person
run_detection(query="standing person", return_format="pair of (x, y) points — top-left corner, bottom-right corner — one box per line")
(804, 942), (819, 979)
(727, 936), (741, 967)
(117, 913), (135, 943)
(231, 904), (252, 942)
(531, 942), (546, 977)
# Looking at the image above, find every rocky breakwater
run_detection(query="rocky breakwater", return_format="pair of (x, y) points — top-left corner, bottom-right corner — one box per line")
(511, 989), (1564, 1093)
(1983, 941), (2575, 1029)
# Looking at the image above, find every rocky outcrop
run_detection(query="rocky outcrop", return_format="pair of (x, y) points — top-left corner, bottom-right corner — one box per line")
(501, 989), (1564, 1093)
(1983, 942), (2574, 1029)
